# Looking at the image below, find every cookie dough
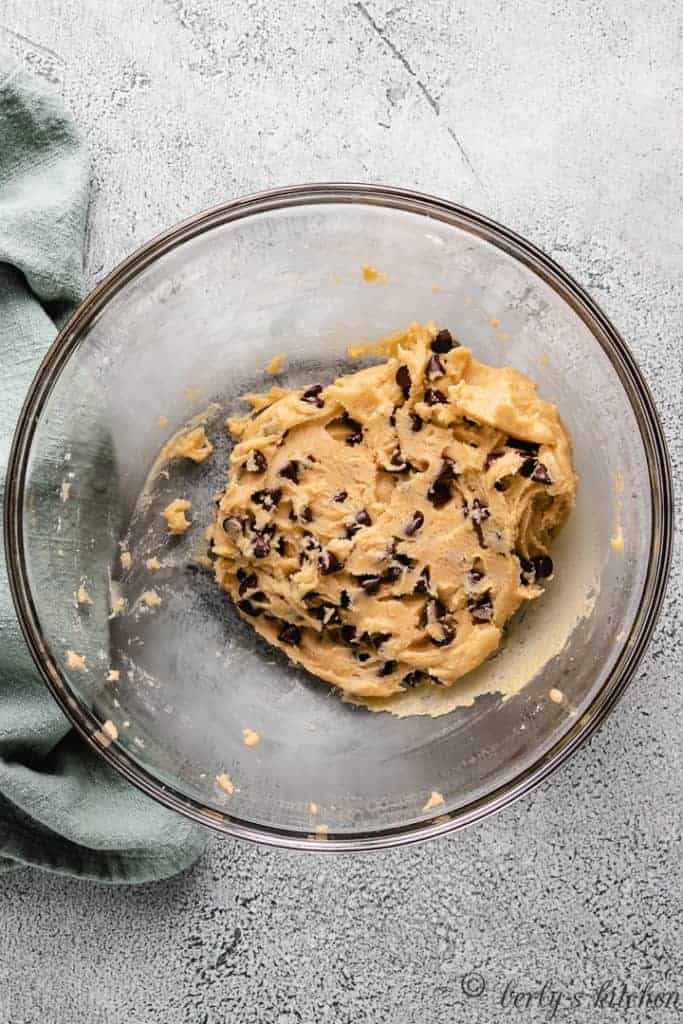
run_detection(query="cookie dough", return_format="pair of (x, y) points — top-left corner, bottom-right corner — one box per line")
(162, 498), (192, 534)
(209, 322), (576, 700)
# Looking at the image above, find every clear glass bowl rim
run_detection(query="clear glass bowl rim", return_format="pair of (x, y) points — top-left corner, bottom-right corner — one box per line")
(4, 183), (674, 852)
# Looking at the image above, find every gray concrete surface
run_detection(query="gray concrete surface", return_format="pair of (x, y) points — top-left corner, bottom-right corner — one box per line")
(1, 1), (681, 1022)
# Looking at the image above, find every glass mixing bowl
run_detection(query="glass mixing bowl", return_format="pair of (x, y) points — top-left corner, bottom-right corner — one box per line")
(5, 185), (673, 850)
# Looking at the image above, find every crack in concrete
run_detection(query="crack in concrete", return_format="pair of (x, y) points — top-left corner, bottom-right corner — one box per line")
(355, 1), (485, 191)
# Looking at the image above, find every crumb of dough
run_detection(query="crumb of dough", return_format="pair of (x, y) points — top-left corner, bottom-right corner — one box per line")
(308, 802), (318, 815)
(611, 469), (625, 553)
(423, 790), (445, 812)
(94, 719), (119, 747)
(216, 772), (234, 795)
(107, 669), (120, 682)
(490, 318), (500, 329)
(549, 687), (564, 704)
(361, 263), (387, 285)
(110, 596), (126, 616)
(314, 824), (329, 837)
(212, 321), (577, 702)
(242, 728), (260, 747)
(162, 498), (192, 535)
(158, 414), (168, 428)
(60, 480), (71, 502)
(431, 284), (442, 294)
(161, 425), (213, 464)
(65, 650), (86, 671)
(146, 557), (162, 570)
(120, 550), (132, 570)
(76, 583), (92, 605)
(142, 589), (162, 608)
(267, 353), (285, 376)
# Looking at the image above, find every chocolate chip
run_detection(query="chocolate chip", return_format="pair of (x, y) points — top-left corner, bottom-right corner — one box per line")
(237, 599), (261, 617)
(431, 329), (456, 353)
(236, 568), (248, 583)
(301, 384), (324, 407)
(370, 632), (391, 648)
(389, 409), (397, 427)
(469, 499), (490, 524)
(427, 458), (457, 508)
(278, 623), (302, 646)
(342, 414), (363, 446)
(409, 412), (423, 432)
(428, 598), (446, 620)
(402, 670), (423, 688)
(300, 505), (314, 522)
(346, 509), (372, 538)
(382, 564), (402, 583)
(358, 574), (382, 595)
(252, 534), (271, 558)
(339, 589), (351, 609)
(279, 460), (300, 483)
(222, 515), (243, 535)
(519, 555), (534, 585)
(251, 488), (282, 511)
(414, 567), (431, 594)
(386, 448), (410, 472)
(276, 536), (287, 556)
(463, 417), (478, 428)
(519, 457), (537, 478)
(395, 365), (411, 399)
(506, 437), (540, 454)
(424, 387), (447, 406)
(249, 591), (268, 603)
(332, 490), (348, 503)
(425, 353), (445, 380)
(430, 624), (454, 647)
(531, 462), (553, 485)
(485, 451), (504, 469)
(378, 660), (397, 677)
(238, 572), (257, 596)
(355, 651), (371, 663)
(340, 624), (357, 644)
(494, 480), (508, 493)
(394, 551), (415, 568)
(533, 555), (554, 578)
(469, 592), (494, 623)
(468, 568), (485, 584)
(319, 550), (342, 575)
(310, 602), (340, 625)
(246, 450), (267, 473)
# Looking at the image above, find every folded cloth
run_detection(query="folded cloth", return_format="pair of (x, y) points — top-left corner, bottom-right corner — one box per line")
(0, 55), (206, 882)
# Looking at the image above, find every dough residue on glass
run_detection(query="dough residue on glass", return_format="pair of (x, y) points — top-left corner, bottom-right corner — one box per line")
(208, 322), (577, 702)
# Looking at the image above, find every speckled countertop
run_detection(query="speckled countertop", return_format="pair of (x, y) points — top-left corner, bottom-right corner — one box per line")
(1, 2), (681, 1022)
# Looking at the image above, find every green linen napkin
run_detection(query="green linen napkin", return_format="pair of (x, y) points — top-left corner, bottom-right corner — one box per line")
(0, 56), (206, 882)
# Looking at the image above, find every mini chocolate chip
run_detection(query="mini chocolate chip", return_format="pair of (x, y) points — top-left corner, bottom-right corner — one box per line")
(356, 509), (372, 527)
(533, 555), (554, 578)
(506, 437), (540, 454)
(403, 509), (423, 536)
(431, 329), (456, 353)
(358, 574), (382, 595)
(494, 480), (508, 492)
(370, 632), (391, 648)
(428, 598), (446, 620)
(342, 414), (364, 446)
(485, 451), (504, 469)
(340, 624), (357, 644)
(430, 624), (454, 647)
(382, 564), (402, 583)
(339, 589), (351, 609)
(402, 670), (423, 688)
(395, 364), (411, 399)
(288, 508), (297, 521)
(249, 591), (268, 603)
(468, 568), (485, 584)
(427, 479), (452, 508)
(300, 505), (314, 522)
(424, 387), (447, 406)
(425, 353), (445, 380)
(469, 592), (494, 623)
(251, 488), (282, 511)
(276, 536), (287, 556)
(236, 568), (247, 582)
(278, 623), (302, 646)
(531, 462), (553, 485)
(519, 457), (537, 478)
(355, 651), (371, 663)
(469, 499), (490, 524)
(222, 515), (243, 535)
(279, 460), (300, 483)
(519, 555), (535, 585)
(319, 550), (342, 575)
(237, 599), (261, 617)
(332, 490), (348, 503)
(378, 660), (397, 677)
(389, 409), (397, 427)
(301, 384), (324, 407)
(463, 417), (478, 428)
(238, 572), (258, 596)
(414, 567), (431, 594)
(246, 450), (267, 473)
(409, 412), (424, 432)
(252, 534), (271, 558)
